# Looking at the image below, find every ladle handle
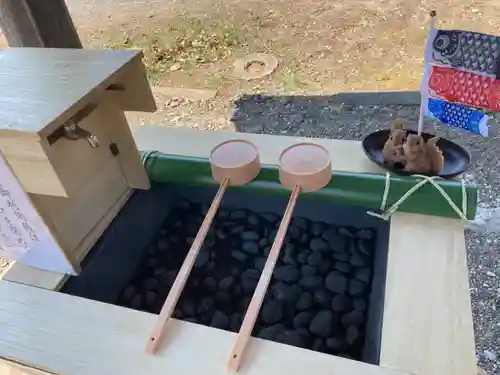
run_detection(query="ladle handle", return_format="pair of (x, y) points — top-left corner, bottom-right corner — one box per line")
(228, 184), (301, 371)
(146, 177), (229, 354)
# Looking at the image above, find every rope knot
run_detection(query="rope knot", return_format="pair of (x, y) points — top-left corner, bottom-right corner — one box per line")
(366, 172), (470, 221)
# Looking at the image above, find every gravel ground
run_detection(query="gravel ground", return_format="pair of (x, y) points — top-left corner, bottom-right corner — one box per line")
(221, 96), (500, 374)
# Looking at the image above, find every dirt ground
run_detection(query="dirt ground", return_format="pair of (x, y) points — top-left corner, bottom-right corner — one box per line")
(60, 0), (498, 129)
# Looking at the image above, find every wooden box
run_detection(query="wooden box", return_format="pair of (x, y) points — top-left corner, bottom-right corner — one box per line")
(0, 48), (156, 268)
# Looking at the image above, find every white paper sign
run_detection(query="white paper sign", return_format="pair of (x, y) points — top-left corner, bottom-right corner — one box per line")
(0, 153), (77, 275)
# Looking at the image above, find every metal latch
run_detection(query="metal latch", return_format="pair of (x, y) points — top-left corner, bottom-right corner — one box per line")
(47, 103), (100, 148)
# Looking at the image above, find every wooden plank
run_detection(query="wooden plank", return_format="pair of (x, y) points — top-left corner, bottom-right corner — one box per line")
(133, 126), (385, 174)
(0, 280), (412, 375)
(30, 158), (128, 252)
(0, 0), (81, 48)
(99, 97), (151, 190)
(0, 48), (141, 135)
(380, 213), (476, 375)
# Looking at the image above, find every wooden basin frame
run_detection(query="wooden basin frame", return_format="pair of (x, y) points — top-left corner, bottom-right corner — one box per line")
(0, 126), (476, 375)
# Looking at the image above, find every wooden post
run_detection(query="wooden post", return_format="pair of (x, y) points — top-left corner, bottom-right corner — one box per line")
(0, 0), (82, 48)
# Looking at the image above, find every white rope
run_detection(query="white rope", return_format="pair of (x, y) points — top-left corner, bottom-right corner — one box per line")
(366, 173), (470, 221)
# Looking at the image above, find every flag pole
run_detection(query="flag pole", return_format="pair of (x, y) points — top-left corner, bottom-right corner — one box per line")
(418, 10), (437, 136)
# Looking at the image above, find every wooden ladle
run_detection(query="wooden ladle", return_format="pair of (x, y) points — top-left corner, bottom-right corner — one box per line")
(228, 142), (332, 371)
(146, 139), (261, 354)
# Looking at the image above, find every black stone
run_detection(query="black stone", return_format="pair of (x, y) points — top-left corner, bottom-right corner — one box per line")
(146, 245), (157, 256)
(194, 251), (210, 268)
(242, 241), (259, 255)
(356, 228), (374, 240)
(241, 231), (260, 241)
(338, 227), (355, 237)
(310, 238), (328, 252)
(261, 300), (283, 324)
(296, 292), (313, 310)
(232, 250), (247, 262)
(333, 262), (350, 274)
(307, 251), (323, 266)
(248, 214), (259, 225)
(143, 277), (159, 291)
(258, 238), (268, 248)
(255, 257), (266, 271)
(326, 337), (347, 352)
(241, 277), (259, 292)
(309, 310), (335, 338)
(157, 237), (169, 251)
(293, 312), (313, 329)
(292, 217), (308, 231)
(352, 298), (367, 311)
(299, 233), (308, 243)
(288, 226), (301, 240)
(312, 338), (326, 352)
(242, 269), (261, 279)
(349, 252), (367, 267)
(230, 314), (243, 331)
(313, 289), (331, 308)
(274, 265), (300, 283)
(354, 267), (372, 283)
(325, 271), (348, 293)
(203, 277), (217, 292)
(273, 282), (301, 303)
(348, 279), (366, 296)
(301, 265), (317, 277)
(145, 291), (157, 307)
(331, 294), (351, 313)
(275, 330), (307, 348)
(122, 285), (136, 302)
(153, 267), (168, 277)
(219, 276), (233, 291)
(345, 325), (360, 345)
(211, 311), (230, 329)
(341, 310), (365, 326)
(282, 243), (296, 265)
(299, 275), (323, 288)
(182, 300), (196, 316)
(131, 294), (142, 309)
(297, 251), (309, 264)
(205, 261), (215, 272)
(239, 297), (251, 312)
(318, 260), (332, 275)
(231, 225), (245, 234)
(357, 238), (373, 256)
(197, 298), (214, 314)
(311, 223), (325, 236)
(216, 229), (227, 240)
(146, 257), (158, 268)
(262, 213), (279, 223)
(231, 210), (247, 220)
(332, 252), (350, 262)
(258, 323), (285, 340)
(215, 291), (230, 303)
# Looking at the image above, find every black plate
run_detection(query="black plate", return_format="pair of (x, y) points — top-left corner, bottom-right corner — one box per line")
(362, 129), (471, 179)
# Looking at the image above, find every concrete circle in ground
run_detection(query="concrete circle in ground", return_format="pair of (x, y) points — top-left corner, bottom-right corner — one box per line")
(233, 53), (278, 80)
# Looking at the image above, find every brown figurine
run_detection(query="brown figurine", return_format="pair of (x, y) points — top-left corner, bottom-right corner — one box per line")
(425, 136), (444, 174)
(382, 119), (407, 167)
(403, 134), (432, 174)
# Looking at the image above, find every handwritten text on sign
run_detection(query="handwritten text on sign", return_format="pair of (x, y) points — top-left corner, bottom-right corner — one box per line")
(0, 153), (77, 274)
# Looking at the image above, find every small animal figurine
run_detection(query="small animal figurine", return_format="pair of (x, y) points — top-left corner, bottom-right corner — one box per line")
(382, 119), (407, 167)
(425, 136), (444, 174)
(403, 134), (432, 173)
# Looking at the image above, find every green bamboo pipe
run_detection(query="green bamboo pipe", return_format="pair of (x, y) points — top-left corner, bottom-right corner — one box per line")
(141, 151), (478, 220)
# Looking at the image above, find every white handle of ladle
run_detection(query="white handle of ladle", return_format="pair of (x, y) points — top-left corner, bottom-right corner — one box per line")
(228, 184), (301, 371)
(146, 177), (229, 354)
